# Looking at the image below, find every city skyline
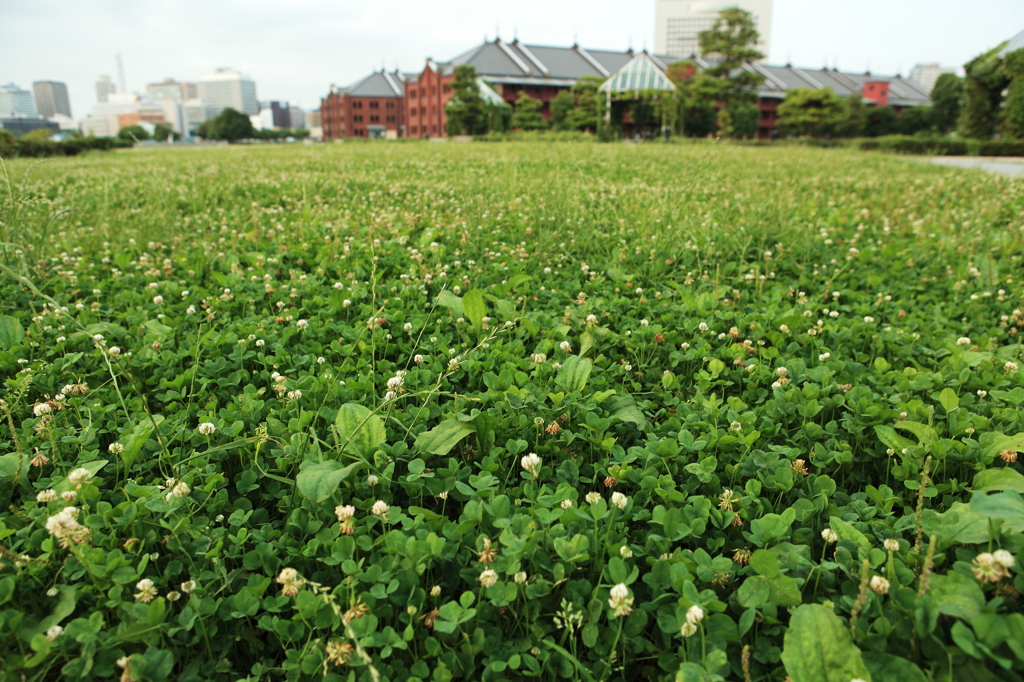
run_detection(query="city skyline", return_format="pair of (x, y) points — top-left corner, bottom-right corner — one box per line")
(2, 0), (1023, 123)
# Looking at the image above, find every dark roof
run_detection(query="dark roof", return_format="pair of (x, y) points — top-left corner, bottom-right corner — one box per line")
(999, 28), (1024, 57)
(750, 64), (931, 106)
(346, 70), (404, 98)
(437, 39), (676, 86)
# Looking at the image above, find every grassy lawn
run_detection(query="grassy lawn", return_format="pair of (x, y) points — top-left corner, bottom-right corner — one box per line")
(1, 142), (1023, 682)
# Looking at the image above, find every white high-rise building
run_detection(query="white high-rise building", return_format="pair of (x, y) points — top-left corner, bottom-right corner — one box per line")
(908, 62), (958, 94)
(0, 83), (37, 118)
(197, 69), (258, 116)
(655, 0), (773, 61)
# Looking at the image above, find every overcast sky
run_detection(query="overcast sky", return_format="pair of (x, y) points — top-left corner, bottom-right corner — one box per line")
(2, 0), (1022, 120)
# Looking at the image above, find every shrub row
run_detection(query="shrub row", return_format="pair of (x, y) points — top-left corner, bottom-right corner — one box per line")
(0, 135), (132, 158)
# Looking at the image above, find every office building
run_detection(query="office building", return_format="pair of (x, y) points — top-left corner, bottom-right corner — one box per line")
(147, 78), (197, 102)
(908, 62), (958, 93)
(0, 83), (37, 118)
(96, 76), (117, 103)
(33, 81), (72, 118)
(197, 69), (258, 116)
(655, 0), (773, 60)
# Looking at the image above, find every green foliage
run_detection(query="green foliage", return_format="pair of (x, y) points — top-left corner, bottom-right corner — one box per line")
(511, 91), (548, 131)
(565, 76), (604, 133)
(697, 7), (765, 136)
(0, 134), (129, 158)
(117, 125), (152, 142)
(549, 91), (576, 131)
(199, 108), (255, 142)
(1000, 49), (1024, 139)
(960, 47), (1010, 139)
(445, 65), (488, 136)
(152, 123), (175, 142)
(865, 106), (897, 137)
(0, 143), (1023, 682)
(931, 73), (963, 134)
(776, 87), (848, 138)
(252, 127), (310, 141)
(894, 106), (936, 136)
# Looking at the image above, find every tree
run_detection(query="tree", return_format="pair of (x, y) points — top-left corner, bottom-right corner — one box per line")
(837, 95), (867, 137)
(776, 87), (847, 137)
(201, 108), (254, 142)
(959, 47), (1008, 139)
(153, 123), (175, 141)
(22, 128), (57, 142)
(930, 73), (963, 134)
(1000, 48), (1024, 139)
(894, 106), (935, 136)
(511, 92), (548, 131)
(667, 60), (719, 137)
(865, 106), (897, 137)
(117, 125), (151, 142)
(730, 101), (760, 138)
(550, 91), (576, 131)
(444, 65), (488, 136)
(697, 8), (765, 137)
(565, 76), (603, 132)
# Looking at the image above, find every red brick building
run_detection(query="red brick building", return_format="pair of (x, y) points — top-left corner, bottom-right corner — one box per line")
(404, 39), (673, 139)
(321, 70), (405, 140)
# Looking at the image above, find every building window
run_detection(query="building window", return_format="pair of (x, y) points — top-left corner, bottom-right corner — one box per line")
(370, 101), (379, 109)
(412, 126), (418, 134)
(354, 115), (362, 123)
(370, 115), (379, 123)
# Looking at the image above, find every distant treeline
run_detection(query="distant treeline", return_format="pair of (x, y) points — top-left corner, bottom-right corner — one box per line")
(0, 131), (132, 158)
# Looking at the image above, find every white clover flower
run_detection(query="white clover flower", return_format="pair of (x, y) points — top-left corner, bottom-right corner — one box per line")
(640, 319), (649, 327)
(33, 403), (52, 417)
(956, 337), (971, 346)
(36, 489), (58, 503)
(819, 352), (831, 361)
(821, 528), (838, 543)
(61, 490), (77, 503)
(287, 389), (302, 400)
(134, 578), (158, 603)
(478, 569), (498, 588)
(197, 422), (216, 435)
(67, 468), (92, 487)
(559, 341), (572, 353)
(343, 299), (352, 307)
(414, 354), (424, 364)
(296, 319), (308, 330)
(870, 576), (890, 594)
(884, 539), (899, 552)
(384, 390), (397, 401)
(108, 442), (124, 454)
(367, 474), (379, 486)
(521, 452), (542, 478)
(610, 492), (628, 510)
(608, 583), (633, 617)
(166, 591), (181, 602)
(585, 492), (601, 505)
(181, 580), (196, 593)
(152, 295), (164, 305)
(686, 605), (704, 625)
(681, 342), (690, 350)
(729, 421), (742, 432)
(779, 324), (789, 333)
(1006, 361), (1019, 373)
(560, 499), (573, 509)
(620, 545), (633, 559)
(698, 322), (709, 332)
(514, 571), (528, 584)
(46, 625), (64, 642)
(403, 322), (413, 331)
(171, 482), (190, 498)
(430, 585), (441, 597)
(993, 549), (1015, 569)
(681, 621), (698, 637)
(863, 316), (875, 324)
(317, 356), (325, 365)
(335, 505), (356, 521)
(371, 500), (389, 519)
(186, 305), (197, 315)
(107, 346), (121, 356)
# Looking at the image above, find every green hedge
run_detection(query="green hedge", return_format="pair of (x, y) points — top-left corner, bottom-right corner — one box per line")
(857, 136), (1024, 156)
(0, 135), (131, 158)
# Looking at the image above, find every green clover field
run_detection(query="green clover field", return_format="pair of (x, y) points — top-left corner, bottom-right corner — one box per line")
(1, 141), (1023, 682)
